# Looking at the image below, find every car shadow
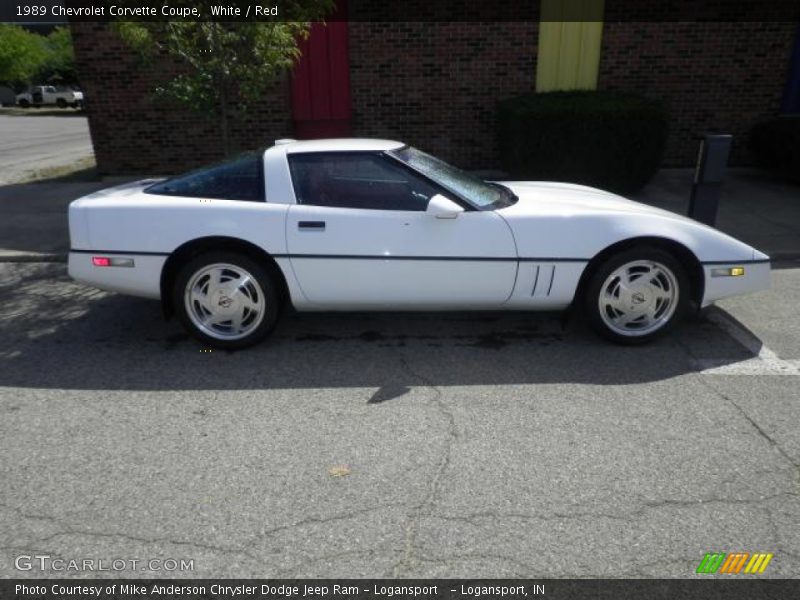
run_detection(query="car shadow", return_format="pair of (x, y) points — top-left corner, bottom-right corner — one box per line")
(0, 265), (760, 393)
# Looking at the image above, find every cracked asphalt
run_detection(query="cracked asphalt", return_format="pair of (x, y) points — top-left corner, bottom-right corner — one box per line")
(0, 262), (798, 579)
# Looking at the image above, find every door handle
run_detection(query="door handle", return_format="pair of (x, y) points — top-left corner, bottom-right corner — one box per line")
(298, 221), (326, 230)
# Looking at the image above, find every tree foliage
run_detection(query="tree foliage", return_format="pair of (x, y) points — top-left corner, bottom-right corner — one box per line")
(114, 3), (333, 155)
(0, 25), (76, 87)
(41, 27), (77, 84)
(0, 25), (47, 86)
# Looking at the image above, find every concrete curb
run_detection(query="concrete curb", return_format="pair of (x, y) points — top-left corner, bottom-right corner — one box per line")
(0, 252), (66, 263)
(768, 252), (800, 264)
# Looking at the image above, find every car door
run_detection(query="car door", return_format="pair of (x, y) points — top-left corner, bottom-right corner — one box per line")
(285, 152), (518, 308)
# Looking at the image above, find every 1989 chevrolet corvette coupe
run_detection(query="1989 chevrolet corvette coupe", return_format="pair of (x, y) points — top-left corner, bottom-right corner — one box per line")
(68, 138), (770, 348)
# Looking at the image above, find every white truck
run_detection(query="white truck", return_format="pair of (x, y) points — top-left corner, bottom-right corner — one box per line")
(16, 85), (84, 109)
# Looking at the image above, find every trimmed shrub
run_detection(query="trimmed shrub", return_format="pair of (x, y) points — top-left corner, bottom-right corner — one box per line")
(748, 116), (800, 183)
(496, 91), (669, 194)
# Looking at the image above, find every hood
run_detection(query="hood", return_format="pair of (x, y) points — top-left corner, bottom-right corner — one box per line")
(494, 180), (763, 263)
(498, 181), (680, 220)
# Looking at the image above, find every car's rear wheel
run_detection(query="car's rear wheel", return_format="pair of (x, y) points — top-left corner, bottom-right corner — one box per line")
(584, 247), (689, 344)
(173, 252), (280, 349)
(18, 99), (30, 108)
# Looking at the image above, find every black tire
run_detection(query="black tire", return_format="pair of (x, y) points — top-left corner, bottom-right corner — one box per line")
(173, 251), (280, 350)
(584, 246), (690, 345)
(18, 99), (30, 108)
(56, 98), (68, 108)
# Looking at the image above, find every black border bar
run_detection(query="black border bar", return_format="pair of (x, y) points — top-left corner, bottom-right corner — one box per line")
(3, 0), (800, 23)
(3, 579), (800, 600)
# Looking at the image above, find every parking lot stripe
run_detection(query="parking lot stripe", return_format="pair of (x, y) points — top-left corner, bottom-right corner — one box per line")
(695, 310), (800, 376)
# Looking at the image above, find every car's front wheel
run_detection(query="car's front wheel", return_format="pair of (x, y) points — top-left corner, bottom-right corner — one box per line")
(174, 252), (280, 349)
(584, 247), (689, 344)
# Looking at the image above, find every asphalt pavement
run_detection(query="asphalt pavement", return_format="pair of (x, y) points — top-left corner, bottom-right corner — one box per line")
(0, 110), (94, 185)
(1, 262), (798, 578)
(0, 111), (798, 579)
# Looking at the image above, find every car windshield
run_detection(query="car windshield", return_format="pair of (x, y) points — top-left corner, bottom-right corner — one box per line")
(388, 146), (516, 210)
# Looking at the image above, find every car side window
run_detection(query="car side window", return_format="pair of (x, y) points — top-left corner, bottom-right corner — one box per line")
(145, 154), (265, 202)
(288, 153), (441, 211)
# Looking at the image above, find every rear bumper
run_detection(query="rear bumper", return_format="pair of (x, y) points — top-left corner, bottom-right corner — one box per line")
(68, 251), (165, 299)
(701, 260), (770, 306)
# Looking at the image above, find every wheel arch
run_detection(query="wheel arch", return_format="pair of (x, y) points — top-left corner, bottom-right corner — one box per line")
(160, 236), (289, 318)
(574, 236), (705, 310)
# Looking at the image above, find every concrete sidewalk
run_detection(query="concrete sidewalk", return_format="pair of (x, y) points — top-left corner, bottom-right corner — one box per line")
(0, 168), (798, 262)
(634, 168), (800, 260)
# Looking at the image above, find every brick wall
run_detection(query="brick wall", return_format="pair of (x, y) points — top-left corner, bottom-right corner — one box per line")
(72, 21), (537, 175)
(598, 22), (795, 165)
(70, 23), (293, 175)
(72, 21), (794, 175)
(347, 22), (538, 169)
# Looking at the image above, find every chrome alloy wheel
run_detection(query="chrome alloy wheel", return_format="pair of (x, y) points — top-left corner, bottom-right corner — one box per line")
(184, 263), (266, 341)
(598, 260), (679, 337)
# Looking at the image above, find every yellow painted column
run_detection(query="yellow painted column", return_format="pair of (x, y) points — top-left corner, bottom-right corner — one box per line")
(536, 0), (604, 92)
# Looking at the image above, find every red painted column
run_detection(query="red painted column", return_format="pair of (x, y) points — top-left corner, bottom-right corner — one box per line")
(290, 0), (352, 138)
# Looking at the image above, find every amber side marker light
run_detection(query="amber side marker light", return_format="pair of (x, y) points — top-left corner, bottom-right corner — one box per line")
(712, 266), (745, 277)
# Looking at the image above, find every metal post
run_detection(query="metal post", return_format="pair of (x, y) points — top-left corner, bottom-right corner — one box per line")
(688, 134), (732, 227)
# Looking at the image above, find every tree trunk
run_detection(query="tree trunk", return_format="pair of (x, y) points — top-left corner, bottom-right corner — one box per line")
(212, 24), (231, 157)
(220, 82), (230, 157)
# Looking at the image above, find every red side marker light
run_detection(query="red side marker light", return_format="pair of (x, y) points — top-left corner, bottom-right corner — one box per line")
(92, 256), (111, 267)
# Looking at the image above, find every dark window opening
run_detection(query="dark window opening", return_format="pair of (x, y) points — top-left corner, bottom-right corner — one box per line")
(145, 154), (265, 202)
(781, 23), (800, 114)
(288, 152), (442, 211)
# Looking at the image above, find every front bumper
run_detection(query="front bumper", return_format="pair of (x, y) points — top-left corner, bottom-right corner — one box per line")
(701, 260), (771, 306)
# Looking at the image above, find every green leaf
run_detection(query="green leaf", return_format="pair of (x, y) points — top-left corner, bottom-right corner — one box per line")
(110, 1), (335, 155)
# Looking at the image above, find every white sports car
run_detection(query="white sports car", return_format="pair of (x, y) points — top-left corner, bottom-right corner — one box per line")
(68, 138), (770, 348)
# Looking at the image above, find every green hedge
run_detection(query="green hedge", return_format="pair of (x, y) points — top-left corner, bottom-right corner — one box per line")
(496, 91), (669, 194)
(748, 116), (800, 183)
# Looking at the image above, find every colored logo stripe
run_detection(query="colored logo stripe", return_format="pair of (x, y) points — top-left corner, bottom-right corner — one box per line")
(696, 552), (774, 574)
(697, 553), (726, 574)
(720, 553), (749, 573)
(744, 553), (774, 574)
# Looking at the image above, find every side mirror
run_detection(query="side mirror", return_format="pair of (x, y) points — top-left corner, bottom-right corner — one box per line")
(427, 194), (463, 219)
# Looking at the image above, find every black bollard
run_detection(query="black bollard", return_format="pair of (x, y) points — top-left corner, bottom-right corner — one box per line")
(688, 134), (732, 227)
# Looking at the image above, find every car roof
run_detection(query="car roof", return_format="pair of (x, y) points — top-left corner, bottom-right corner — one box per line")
(280, 138), (404, 154)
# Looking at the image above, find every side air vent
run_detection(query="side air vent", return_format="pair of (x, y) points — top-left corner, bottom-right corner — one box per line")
(531, 264), (556, 297)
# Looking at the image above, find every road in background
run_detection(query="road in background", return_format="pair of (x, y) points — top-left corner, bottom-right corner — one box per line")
(0, 111), (93, 185)
(0, 263), (798, 578)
